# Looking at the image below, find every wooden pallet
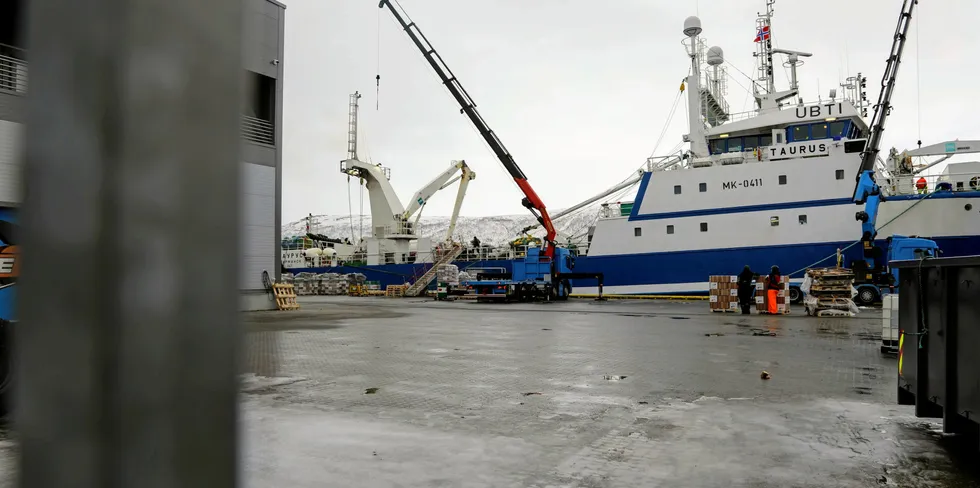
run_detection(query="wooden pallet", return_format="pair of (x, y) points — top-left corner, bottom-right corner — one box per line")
(272, 283), (300, 310)
(385, 284), (408, 297)
(710, 308), (739, 313)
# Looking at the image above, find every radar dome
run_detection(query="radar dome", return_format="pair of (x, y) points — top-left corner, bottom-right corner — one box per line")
(706, 46), (724, 66)
(683, 16), (702, 37)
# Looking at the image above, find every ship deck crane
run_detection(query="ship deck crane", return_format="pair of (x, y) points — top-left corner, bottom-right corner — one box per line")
(378, 0), (559, 257)
(402, 160), (476, 242)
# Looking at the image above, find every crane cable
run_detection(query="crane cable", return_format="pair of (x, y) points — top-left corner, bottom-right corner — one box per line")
(648, 85), (685, 159)
(376, 7), (381, 110)
(347, 176), (356, 243)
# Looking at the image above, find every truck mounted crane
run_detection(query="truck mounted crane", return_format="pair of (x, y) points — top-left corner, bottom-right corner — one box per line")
(850, 0), (938, 306)
(378, 0), (558, 258)
(379, 0), (604, 301)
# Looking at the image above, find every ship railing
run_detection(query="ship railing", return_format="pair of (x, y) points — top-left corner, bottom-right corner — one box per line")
(241, 115), (274, 146)
(880, 172), (980, 197)
(0, 44), (27, 94)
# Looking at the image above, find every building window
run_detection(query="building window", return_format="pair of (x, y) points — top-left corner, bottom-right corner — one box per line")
(242, 70), (277, 145)
(700, 222), (708, 232)
(666, 225), (675, 234)
(792, 125), (810, 141)
(830, 121), (848, 138)
(799, 214), (808, 225)
(699, 182), (707, 192)
(811, 123), (829, 139)
(634, 227), (642, 237)
(727, 138), (743, 152)
(770, 216), (779, 226)
(674, 185), (682, 195)
(709, 139), (725, 155)
(835, 169), (845, 180)
(778, 175), (787, 185)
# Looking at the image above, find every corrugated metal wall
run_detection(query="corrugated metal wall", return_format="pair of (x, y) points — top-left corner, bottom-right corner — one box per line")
(0, 120), (21, 206)
(241, 162), (276, 290)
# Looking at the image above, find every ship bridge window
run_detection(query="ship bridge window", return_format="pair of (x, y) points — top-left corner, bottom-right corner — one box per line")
(811, 123), (829, 139)
(743, 136), (759, 150)
(674, 185), (682, 194)
(760, 134), (772, 147)
(830, 121), (848, 139)
(709, 139), (726, 155)
(791, 125), (810, 141)
(727, 138), (743, 152)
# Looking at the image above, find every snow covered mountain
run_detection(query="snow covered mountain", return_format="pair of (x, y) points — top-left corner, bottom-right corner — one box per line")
(282, 210), (602, 247)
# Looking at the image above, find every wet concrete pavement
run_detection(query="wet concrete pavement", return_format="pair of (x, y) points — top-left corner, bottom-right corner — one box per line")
(1, 297), (978, 486)
(239, 297), (979, 487)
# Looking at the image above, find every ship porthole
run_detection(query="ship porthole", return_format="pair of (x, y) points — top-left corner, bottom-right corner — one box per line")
(966, 203), (974, 211)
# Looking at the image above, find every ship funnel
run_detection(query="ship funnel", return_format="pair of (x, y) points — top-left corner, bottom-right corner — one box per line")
(683, 16), (702, 37)
(706, 46), (724, 66)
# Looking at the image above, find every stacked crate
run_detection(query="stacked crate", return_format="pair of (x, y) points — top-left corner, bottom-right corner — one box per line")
(708, 275), (740, 313)
(755, 276), (791, 314)
(292, 272), (318, 296)
(881, 294), (899, 352)
(803, 268), (856, 316)
(316, 273), (350, 295)
(436, 264), (460, 285)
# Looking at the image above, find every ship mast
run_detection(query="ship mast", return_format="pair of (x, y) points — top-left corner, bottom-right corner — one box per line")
(347, 91), (362, 161)
(754, 0), (776, 97)
(682, 16), (709, 157)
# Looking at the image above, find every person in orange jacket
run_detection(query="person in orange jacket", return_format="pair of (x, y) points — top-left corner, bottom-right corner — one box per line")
(764, 266), (782, 314)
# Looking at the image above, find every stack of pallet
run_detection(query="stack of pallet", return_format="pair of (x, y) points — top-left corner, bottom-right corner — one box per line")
(317, 273), (350, 296)
(801, 267), (857, 316)
(708, 275), (740, 313)
(385, 284), (408, 297)
(756, 276), (791, 314)
(436, 264), (460, 285)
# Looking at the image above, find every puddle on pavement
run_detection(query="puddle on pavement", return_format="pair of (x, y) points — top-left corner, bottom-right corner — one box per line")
(364, 387), (380, 394)
(603, 375), (628, 381)
(853, 386), (873, 395)
(669, 316), (689, 320)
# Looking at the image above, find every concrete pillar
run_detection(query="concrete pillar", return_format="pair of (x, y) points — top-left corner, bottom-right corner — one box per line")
(18, 0), (243, 486)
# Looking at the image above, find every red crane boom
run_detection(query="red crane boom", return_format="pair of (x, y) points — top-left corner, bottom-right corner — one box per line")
(378, 0), (558, 256)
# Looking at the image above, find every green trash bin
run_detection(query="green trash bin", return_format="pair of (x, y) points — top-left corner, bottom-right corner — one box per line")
(436, 282), (448, 300)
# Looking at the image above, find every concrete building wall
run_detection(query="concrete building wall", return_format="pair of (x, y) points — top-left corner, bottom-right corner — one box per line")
(239, 0), (285, 311)
(0, 0), (285, 311)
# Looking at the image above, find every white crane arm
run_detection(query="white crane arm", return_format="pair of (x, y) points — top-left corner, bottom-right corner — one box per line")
(402, 160), (469, 220)
(446, 165), (475, 242)
(906, 140), (980, 158)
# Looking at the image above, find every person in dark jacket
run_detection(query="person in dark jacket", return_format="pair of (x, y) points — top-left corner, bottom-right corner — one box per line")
(736, 265), (757, 314)
(764, 265), (782, 314)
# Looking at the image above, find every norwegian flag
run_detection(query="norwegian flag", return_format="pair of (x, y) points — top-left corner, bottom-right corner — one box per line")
(754, 25), (771, 43)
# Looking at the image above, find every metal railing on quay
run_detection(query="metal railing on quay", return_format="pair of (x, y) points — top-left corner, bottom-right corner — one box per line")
(241, 114), (274, 145)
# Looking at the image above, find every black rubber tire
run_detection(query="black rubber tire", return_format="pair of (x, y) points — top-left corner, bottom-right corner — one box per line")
(789, 287), (803, 304)
(856, 286), (879, 306)
(560, 280), (571, 301)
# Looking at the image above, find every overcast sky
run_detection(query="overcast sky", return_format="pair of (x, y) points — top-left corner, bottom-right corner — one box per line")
(278, 0), (979, 223)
